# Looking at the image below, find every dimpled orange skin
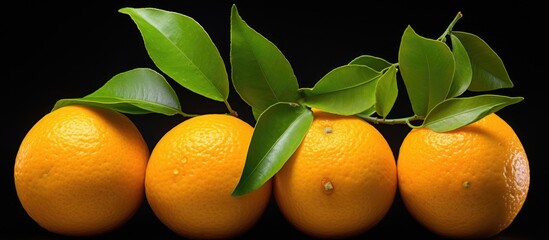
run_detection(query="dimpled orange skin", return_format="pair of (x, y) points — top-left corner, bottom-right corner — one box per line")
(145, 114), (272, 239)
(274, 110), (397, 238)
(14, 105), (149, 236)
(397, 113), (530, 239)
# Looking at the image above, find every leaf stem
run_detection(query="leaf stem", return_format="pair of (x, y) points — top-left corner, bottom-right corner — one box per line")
(358, 115), (424, 125)
(224, 100), (238, 117)
(437, 11), (463, 42)
(179, 112), (199, 118)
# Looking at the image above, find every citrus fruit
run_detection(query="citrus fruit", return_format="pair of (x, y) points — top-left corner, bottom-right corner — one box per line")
(273, 109), (397, 238)
(14, 105), (149, 236)
(145, 114), (272, 239)
(397, 113), (530, 239)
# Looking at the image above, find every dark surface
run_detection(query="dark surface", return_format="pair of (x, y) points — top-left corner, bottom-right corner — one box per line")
(4, 1), (545, 239)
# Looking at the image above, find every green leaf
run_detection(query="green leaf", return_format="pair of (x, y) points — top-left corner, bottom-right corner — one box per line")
(349, 55), (392, 72)
(399, 25), (455, 116)
(448, 34), (472, 98)
(452, 31), (513, 91)
(53, 68), (182, 115)
(230, 5), (300, 113)
(119, 7), (229, 101)
(422, 94), (523, 132)
(232, 103), (313, 196)
(302, 65), (380, 115)
(375, 65), (398, 118)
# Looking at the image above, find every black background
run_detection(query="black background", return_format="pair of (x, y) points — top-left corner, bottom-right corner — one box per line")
(4, 1), (545, 239)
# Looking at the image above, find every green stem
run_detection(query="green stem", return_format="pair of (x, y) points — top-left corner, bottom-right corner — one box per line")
(179, 112), (199, 118)
(359, 115), (424, 125)
(224, 100), (238, 117)
(177, 100), (237, 118)
(437, 11), (463, 42)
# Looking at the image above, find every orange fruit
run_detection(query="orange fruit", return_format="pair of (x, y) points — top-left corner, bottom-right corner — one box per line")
(274, 109), (397, 238)
(397, 113), (530, 239)
(145, 114), (272, 239)
(14, 105), (149, 236)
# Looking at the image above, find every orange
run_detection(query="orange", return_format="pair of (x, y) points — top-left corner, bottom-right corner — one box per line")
(274, 109), (397, 238)
(145, 114), (272, 239)
(397, 113), (530, 239)
(14, 105), (149, 236)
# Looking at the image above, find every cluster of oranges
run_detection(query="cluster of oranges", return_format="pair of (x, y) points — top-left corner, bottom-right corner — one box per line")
(14, 104), (529, 239)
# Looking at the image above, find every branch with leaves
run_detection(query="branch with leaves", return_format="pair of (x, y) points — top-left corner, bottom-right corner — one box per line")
(51, 6), (523, 196)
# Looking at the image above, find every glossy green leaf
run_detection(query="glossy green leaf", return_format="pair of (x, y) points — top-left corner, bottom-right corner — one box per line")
(230, 5), (300, 113)
(422, 94), (523, 132)
(448, 34), (472, 98)
(375, 65), (398, 118)
(53, 68), (182, 115)
(452, 31), (513, 91)
(232, 103), (313, 196)
(119, 7), (229, 101)
(302, 65), (380, 115)
(399, 25), (455, 116)
(349, 55), (392, 72)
